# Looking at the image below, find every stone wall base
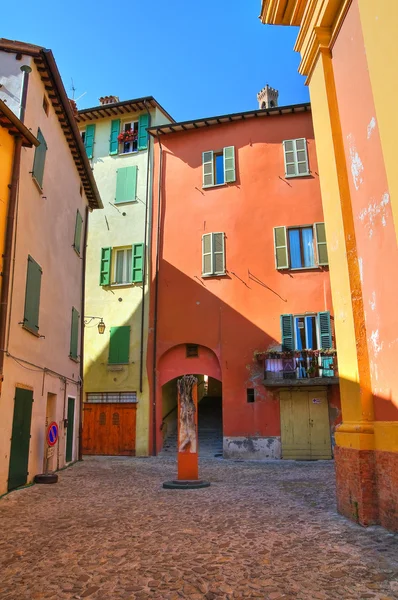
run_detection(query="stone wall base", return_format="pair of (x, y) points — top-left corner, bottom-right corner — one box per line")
(223, 436), (281, 460)
(334, 446), (398, 531)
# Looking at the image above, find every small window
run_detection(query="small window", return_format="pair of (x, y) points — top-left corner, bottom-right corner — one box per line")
(281, 312), (333, 351)
(42, 95), (49, 115)
(294, 315), (318, 350)
(186, 344), (199, 358)
(119, 121), (139, 154)
(202, 232), (225, 276)
(283, 138), (309, 178)
(81, 131), (86, 145)
(247, 389), (255, 403)
(273, 223), (328, 270)
(113, 247), (132, 285)
(288, 226), (315, 269)
(202, 146), (236, 188)
(86, 392), (137, 403)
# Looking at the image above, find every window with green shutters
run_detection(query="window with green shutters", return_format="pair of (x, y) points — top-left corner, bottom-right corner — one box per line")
(70, 307), (80, 360)
(73, 211), (83, 255)
(314, 222), (329, 265)
(202, 233), (225, 276)
(280, 311), (333, 350)
(280, 314), (294, 351)
(115, 166), (138, 203)
(109, 119), (120, 155)
(84, 124), (96, 159)
(132, 243), (144, 283)
(282, 138), (309, 177)
(273, 223), (328, 270)
(23, 256), (42, 334)
(100, 247), (112, 286)
(32, 128), (47, 188)
(138, 113), (149, 150)
(101, 244), (144, 286)
(202, 146), (236, 187)
(109, 326), (130, 364)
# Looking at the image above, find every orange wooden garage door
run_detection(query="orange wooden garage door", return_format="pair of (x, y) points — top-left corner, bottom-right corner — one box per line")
(82, 403), (136, 456)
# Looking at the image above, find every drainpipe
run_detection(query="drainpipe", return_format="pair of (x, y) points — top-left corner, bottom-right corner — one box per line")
(78, 205), (89, 461)
(19, 64), (32, 124)
(139, 101), (152, 395)
(0, 136), (23, 380)
(152, 131), (163, 456)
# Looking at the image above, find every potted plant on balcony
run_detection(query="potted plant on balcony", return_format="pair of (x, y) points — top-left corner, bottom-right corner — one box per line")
(307, 356), (318, 378)
(118, 129), (138, 143)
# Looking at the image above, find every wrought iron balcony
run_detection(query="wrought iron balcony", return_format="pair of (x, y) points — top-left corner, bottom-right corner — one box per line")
(257, 350), (339, 387)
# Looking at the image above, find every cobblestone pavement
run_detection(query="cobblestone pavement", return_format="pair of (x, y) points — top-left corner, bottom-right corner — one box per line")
(0, 457), (397, 600)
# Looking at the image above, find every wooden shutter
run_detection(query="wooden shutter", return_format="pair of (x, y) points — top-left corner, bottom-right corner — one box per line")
(202, 151), (214, 187)
(109, 326), (130, 364)
(314, 222), (329, 265)
(132, 243), (144, 283)
(138, 113), (149, 150)
(281, 314), (294, 351)
(70, 307), (80, 359)
(274, 226), (289, 269)
(283, 140), (296, 177)
(202, 234), (212, 275)
(295, 138), (309, 175)
(318, 311), (332, 349)
(115, 166), (137, 203)
(85, 124), (96, 159)
(213, 233), (225, 274)
(23, 255), (42, 333)
(109, 119), (120, 155)
(100, 247), (112, 286)
(32, 128), (47, 188)
(73, 211), (83, 254)
(223, 146), (236, 183)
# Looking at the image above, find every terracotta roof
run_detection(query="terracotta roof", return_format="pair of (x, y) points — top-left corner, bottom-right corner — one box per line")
(0, 99), (39, 147)
(76, 96), (174, 124)
(148, 102), (311, 136)
(0, 39), (102, 209)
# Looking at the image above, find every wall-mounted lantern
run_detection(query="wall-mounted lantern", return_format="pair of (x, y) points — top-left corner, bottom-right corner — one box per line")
(84, 316), (106, 335)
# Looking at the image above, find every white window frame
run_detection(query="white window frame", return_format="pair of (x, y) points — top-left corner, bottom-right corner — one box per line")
(80, 130), (86, 145)
(112, 246), (133, 285)
(202, 146), (236, 188)
(283, 138), (309, 178)
(293, 313), (320, 350)
(202, 232), (226, 276)
(119, 119), (139, 155)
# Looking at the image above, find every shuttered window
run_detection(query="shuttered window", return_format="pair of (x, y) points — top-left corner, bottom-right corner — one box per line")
(314, 222), (329, 265)
(280, 314), (294, 351)
(115, 166), (137, 203)
(318, 311), (332, 349)
(202, 233), (225, 276)
(283, 138), (309, 177)
(109, 326), (130, 364)
(73, 211), (83, 255)
(280, 311), (333, 350)
(109, 119), (120, 155)
(23, 256), (42, 333)
(70, 307), (80, 360)
(138, 113), (149, 150)
(100, 247), (112, 286)
(32, 128), (47, 188)
(203, 147), (236, 187)
(274, 227), (289, 269)
(132, 243), (144, 283)
(84, 124), (96, 159)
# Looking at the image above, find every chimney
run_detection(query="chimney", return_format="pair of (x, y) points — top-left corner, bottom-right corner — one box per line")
(99, 95), (119, 105)
(257, 84), (279, 109)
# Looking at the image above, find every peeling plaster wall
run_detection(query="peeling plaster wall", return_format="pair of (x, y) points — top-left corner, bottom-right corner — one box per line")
(223, 436), (281, 460)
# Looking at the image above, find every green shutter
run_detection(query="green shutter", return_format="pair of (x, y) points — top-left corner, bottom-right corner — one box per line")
(100, 247), (112, 286)
(32, 128), (47, 188)
(202, 151), (214, 187)
(8, 388), (33, 491)
(70, 307), (79, 359)
(202, 233), (212, 274)
(283, 138), (309, 177)
(132, 243), (144, 283)
(281, 314), (294, 351)
(295, 138), (309, 176)
(138, 113), (149, 150)
(65, 398), (75, 462)
(23, 255), (42, 333)
(314, 222), (329, 265)
(109, 326), (130, 364)
(109, 119), (120, 155)
(318, 311), (332, 349)
(73, 211), (83, 255)
(115, 166), (137, 203)
(85, 124), (95, 159)
(213, 232), (225, 274)
(223, 146), (236, 183)
(274, 226), (289, 269)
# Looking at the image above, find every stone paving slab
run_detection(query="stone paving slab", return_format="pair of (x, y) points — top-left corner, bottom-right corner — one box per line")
(0, 456), (397, 600)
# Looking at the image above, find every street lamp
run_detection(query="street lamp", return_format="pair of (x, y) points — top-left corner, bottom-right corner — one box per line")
(84, 316), (106, 334)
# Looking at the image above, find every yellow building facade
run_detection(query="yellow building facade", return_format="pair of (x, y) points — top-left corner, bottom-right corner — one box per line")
(260, 0), (398, 531)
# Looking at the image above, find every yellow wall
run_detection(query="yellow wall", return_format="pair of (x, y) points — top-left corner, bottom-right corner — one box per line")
(357, 0), (398, 240)
(0, 127), (13, 288)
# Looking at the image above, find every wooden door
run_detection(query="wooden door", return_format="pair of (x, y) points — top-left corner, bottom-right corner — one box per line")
(8, 388), (33, 491)
(65, 397), (75, 462)
(280, 388), (332, 460)
(82, 403), (136, 456)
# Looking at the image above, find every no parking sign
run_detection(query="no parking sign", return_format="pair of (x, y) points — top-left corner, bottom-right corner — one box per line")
(47, 422), (58, 447)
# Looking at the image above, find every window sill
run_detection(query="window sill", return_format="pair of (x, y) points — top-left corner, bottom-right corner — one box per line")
(277, 266), (322, 272)
(202, 273), (227, 278)
(32, 176), (43, 193)
(202, 183), (228, 189)
(21, 323), (41, 337)
(69, 356), (80, 363)
(284, 173), (311, 179)
(110, 282), (134, 288)
(73, 246), (81, 257)
(117, 149), (146, 156)
(113, 200), (138, 206)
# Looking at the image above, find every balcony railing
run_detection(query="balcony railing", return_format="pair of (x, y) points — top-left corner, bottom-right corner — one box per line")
(258, 350), (339, 387)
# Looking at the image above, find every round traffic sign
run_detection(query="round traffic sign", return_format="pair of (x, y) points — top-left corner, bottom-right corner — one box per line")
(47, 421), (58, 447)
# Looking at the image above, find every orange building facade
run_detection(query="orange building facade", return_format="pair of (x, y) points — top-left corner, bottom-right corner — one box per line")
(148, 103), (341, 460)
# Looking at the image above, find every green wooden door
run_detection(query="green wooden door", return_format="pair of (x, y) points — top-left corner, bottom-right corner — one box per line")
(65, 397), (75, 462)
(8, 388), (33, 491)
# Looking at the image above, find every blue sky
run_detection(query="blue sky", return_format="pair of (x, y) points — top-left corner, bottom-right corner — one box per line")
(2, 0), (308, 122)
